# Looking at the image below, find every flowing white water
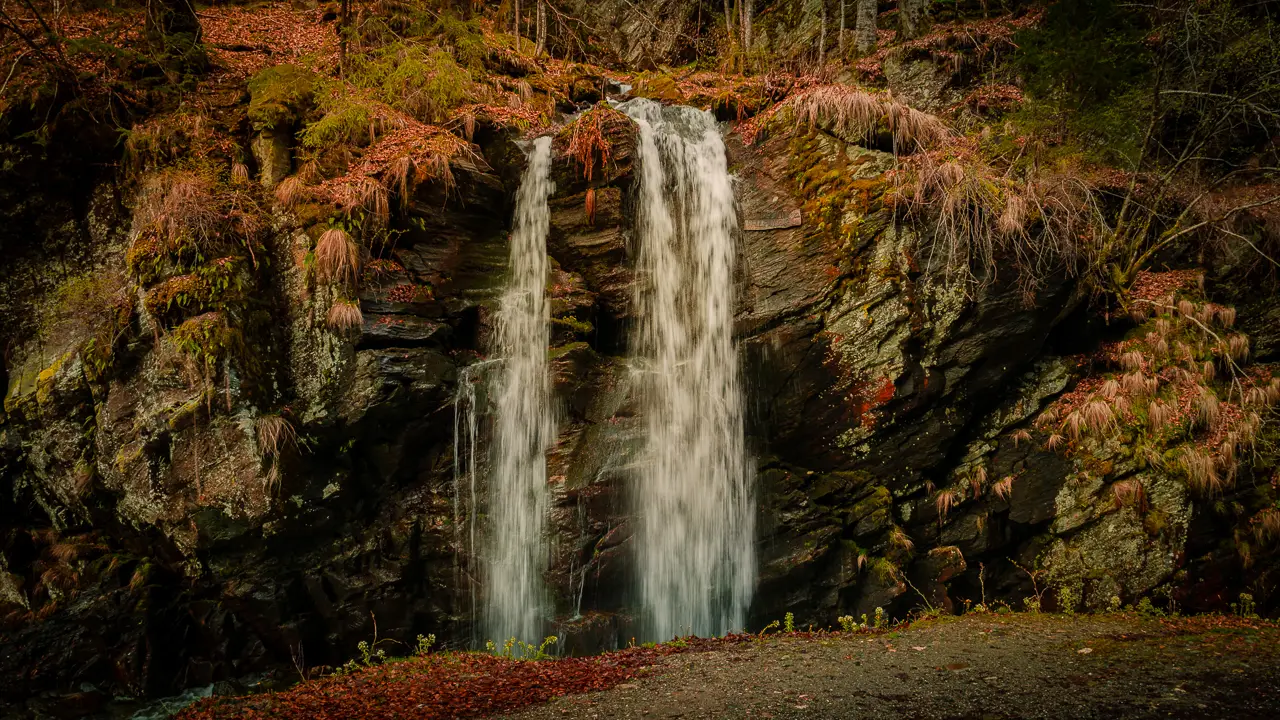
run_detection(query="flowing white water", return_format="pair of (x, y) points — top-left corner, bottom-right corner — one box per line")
(481, 136), (556, 645)
(618, 98), (755, 641)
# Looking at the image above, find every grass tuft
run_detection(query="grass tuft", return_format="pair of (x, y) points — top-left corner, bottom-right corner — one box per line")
(315, 228), (361, 286)
(326, 299), (364, 333)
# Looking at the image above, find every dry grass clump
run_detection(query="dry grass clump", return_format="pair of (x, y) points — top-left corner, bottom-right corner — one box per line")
(1081, 399), (1116, 434)
(255, 414), (297, 459)
(1226, 334), (1250, 361)
(889, 527), (915, 553)
(275, 176), (311, 208)
(1176, 446), (1222, 496)
(1061, 410), (1087, 440)
(1121, 371), (1149, 396)
(1111, 394), (1131, 417)
(1046, 432), (1066, 451)
(1201, 361), (1217, 382)
(903, 151), (1103, 288)
(135, 170), (224, 244)
(935, 488), (961, 523)
(992, 476), (1014, 501)
(1034, 407), (1057, 429)
(1216, 306), (1237, 327)
(1255, 508), (1280, 545)
(1147, 400), (1174, 430)
(1119, 350), (1147, 372)
(315, 229), (361, 285)
(357, 176), (391, 225)
(1193, 387), (1220, 429)
(751, 85), (950, 151)
(1111, 478), (1147, 512)
(326, 298), (364, 333)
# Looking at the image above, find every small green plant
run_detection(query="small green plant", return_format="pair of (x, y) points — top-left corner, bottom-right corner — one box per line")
(1108, 595), (1123, 612)
(1057, 584), (1081, 615)
(1233, 593), (1258, 618)
(1135, 597), (1165, 618)
(873, 607), (886, 629)
(783, 612), (795, 633)
(490, 635), (559, 660)
(758, 620), (780, 637)
(837, 615), (862, 633)
(339, 638), (388, 674)
(415, 633), (436, 655)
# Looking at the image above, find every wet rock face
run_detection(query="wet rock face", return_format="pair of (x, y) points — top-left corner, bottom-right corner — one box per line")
(2, 108), (1271, 710)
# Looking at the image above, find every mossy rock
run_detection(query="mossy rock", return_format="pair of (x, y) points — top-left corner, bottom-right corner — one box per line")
(248, 64), (317, 130)
(632, 73), (683, 103)
(33, 352), (71, 407)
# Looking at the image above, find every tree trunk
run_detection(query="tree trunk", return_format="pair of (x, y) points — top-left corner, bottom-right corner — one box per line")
(855, 0), (876, 55)
(514, 0), (521, 52)
(819, 0), (827, 68)
(724, 0), (736, 54)
(839, 0), (846, 54)
(900, 0), (929, 40)
(741, 0), (752, 54)
(536, 0), (547, 55)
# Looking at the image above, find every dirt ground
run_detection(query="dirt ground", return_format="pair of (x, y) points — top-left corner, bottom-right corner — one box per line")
(504, 613), (1280, 720)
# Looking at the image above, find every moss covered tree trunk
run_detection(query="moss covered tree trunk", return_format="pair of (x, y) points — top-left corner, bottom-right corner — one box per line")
(900, 0), (929, 40)
(536, 0), (547, 55)
(855, 0), (876, 54)
(818, 0), (827, 67)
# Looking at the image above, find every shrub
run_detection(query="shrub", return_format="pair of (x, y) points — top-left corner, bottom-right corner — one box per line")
(170, 312), (244, 374)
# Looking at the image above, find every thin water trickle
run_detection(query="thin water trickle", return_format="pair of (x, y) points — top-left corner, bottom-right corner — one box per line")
(481, 136), (557, 645)
(617, 98), (756, 641)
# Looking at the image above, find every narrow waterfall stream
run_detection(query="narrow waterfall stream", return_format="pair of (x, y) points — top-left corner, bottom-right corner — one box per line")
(481, 136), (556, 645)
(618, 99), (756, 641)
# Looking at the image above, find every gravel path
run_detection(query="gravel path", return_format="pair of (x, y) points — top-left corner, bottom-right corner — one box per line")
(505, 613), (1280, 720)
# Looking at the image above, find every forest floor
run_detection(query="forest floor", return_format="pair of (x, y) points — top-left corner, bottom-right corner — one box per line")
(504, 613), (1280, 720)
(176, 612), (1280, 720)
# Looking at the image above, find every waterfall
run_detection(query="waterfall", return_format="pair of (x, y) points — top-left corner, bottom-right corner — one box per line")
(481, 135), (556, 645)
(617, 99), (756, 641)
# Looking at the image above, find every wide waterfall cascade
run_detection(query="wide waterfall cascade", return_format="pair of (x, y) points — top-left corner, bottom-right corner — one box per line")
(617, 98), (756, 641)
(480, 135), (557, 645)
